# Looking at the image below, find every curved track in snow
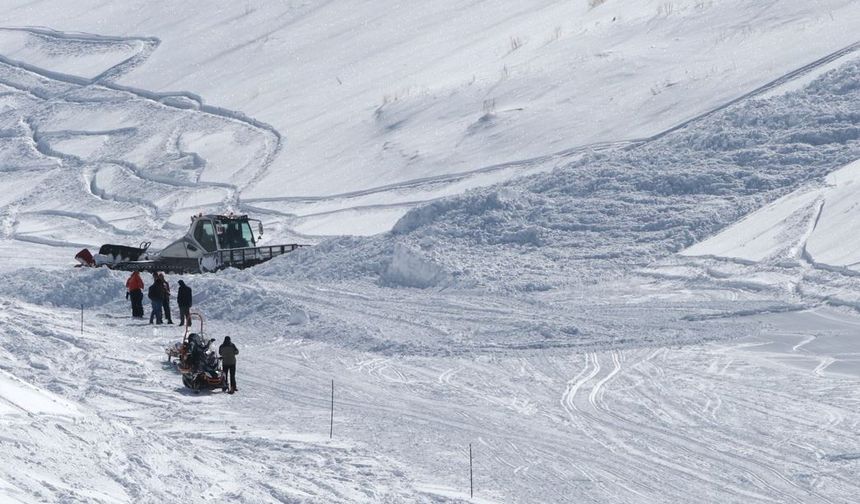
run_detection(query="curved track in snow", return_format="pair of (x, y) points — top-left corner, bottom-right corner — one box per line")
(0, 26), (281, 247)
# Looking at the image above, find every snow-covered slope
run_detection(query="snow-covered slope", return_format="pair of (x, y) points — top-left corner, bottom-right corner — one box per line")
(2, 0), (860, 238)
(684, 158), (860, 270)
(262, 55), (860, 292)
(3, 2), (860, 503)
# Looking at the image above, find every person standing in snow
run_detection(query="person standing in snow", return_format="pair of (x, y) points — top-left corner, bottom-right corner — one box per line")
(177, 280), (193, 327)
(125, 271), (145, 318)
(159, 272), (174, 324)
(219, 336), (239, 394)
(148, 275), (164, 324)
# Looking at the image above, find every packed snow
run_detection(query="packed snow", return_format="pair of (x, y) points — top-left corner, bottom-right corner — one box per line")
(2, 1), (860, 503)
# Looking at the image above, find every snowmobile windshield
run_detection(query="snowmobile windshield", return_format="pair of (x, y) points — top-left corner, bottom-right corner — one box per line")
(214, 219), (254, 249)
(240, 221), (255, 247)
(193, 220), (218, 252)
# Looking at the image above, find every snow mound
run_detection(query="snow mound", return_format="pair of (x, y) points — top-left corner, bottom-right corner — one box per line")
(286, 308), (309, 326)
(376, 60), (860, 287)
(154, 269), (311, 328)
(392, 190), (512, 235)
(247, 58), (860, 294)
(0, 267), (124, 309)
(380, 243), (450, 288)
(253, 236), (390, 282)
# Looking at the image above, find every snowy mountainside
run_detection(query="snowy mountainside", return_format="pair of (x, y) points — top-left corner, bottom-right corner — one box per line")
(261, 57), (860, 291)
(1, 0), (860, 240)
(3, 2), (860, 503)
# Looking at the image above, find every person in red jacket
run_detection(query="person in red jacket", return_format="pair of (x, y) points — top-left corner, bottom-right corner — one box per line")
(125, 271), (145, 318)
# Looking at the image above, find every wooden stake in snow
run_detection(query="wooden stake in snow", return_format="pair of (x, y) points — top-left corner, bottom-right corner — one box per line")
(470, 443), (473, 499)
(80, 304), (83, 335)
(330, 379), (334, 439)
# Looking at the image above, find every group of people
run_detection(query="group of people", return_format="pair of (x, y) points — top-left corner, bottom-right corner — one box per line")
(124, 271), (239, 393)
(125, 271), (193, 325)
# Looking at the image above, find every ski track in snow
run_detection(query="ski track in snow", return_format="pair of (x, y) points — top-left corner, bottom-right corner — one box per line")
(0, 27), (280, 246)
(232, 280), (860, 502)
(553, 349), (852, 504)
(4, 284), (860, 503)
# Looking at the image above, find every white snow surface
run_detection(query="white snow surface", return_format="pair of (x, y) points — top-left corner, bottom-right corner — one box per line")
(685, 158), (860, 270)
(2, 1), (860, 503)
(1, 0), (860, 237)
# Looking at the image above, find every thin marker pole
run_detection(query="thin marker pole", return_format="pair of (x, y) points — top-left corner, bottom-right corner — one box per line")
(469, 443), (473, 499)
(80, 304), (83, 335)
(330, 379), (334, 439)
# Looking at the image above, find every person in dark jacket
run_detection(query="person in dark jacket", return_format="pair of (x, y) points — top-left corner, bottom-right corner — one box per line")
(148, 277), (163, 324)
(177, 280), (193, 327)
(125, 271), (144, 318)
(219, 336), (239, 394)
(158, 273), (174, 324)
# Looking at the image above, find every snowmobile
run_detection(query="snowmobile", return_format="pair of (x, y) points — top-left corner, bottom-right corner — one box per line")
(179, 332), (227, 393)
(165, 312), (226, 392)
(165, 311), (203, 364)
(75, 213), (305, 273)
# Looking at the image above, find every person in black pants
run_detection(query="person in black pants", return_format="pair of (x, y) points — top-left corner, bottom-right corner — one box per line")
(219, 336), (239, 394)
(177, 280), (193, 327)
(125, 271), (145, 318)
(158, 273), (174, 324)
(147, 277), (163, 324)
